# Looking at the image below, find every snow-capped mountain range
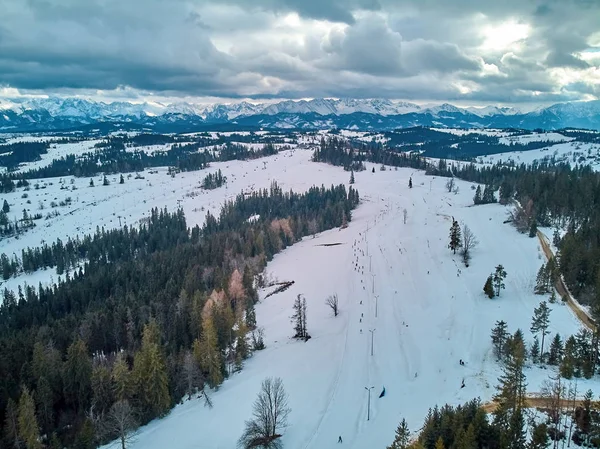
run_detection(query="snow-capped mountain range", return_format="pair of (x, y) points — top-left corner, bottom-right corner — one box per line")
(1, 97), (599, 132)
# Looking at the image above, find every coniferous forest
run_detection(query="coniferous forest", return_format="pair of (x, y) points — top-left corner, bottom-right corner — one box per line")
(0, 181), (359, 448)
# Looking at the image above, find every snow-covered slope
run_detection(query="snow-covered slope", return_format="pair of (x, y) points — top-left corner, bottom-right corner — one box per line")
(1, 145), (596, 448)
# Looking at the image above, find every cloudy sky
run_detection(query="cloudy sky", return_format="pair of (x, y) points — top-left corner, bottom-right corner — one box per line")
(1, 0), (599, 106)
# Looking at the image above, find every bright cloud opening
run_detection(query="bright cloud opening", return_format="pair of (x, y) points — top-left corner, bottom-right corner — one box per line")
(481, 20), (530, 52)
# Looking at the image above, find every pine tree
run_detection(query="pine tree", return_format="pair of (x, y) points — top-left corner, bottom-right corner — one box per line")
(89, 178), (94, 187)
(112, 352), (132, 402)
(548, 334), (563, 365)
(491, 320), (509, 361)
(350, 171), (355, 184)
(493, 265), (507, 296)
(103, 175), (109, 186)
(483, 275), (495, 299)
(3, 199), (9, 213)
(408, 177), (413, 189)
(434, 436), (445, 449)
(473, 185), (482, 205)
(530, 301), (550, 362)
(18, 387), (41, 449)
(449, 220), (462, 254)
(120, 174), (125, 184)
(388, 418), (410, 449)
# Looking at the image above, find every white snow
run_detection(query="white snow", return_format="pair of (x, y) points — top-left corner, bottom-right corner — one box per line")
(48, 153), (589, 449)
(431, 128), (516, 138)
(478, 141), (600, 171)
(499, 132), (572, 145)
(4, 137), (596, 449)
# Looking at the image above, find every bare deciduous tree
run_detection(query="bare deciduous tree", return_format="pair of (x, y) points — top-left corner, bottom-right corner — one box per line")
(460, 224), (479, 266)
(403, 209), (407, 224)
(325, 294), (339, 317)
(238, 377), (291, 449)
(104, 400), (138, 449)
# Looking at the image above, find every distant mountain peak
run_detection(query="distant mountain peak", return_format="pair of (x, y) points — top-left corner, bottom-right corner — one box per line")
(0, 97), (598, 132)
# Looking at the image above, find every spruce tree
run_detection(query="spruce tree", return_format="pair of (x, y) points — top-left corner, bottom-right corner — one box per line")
(560, 336), (576, 379)
(530, 301), (550, 362)
(528, 423), (549, 449)
(132, 322), (171, 418)
(491, 320), (508, 361)
(63, 338), (92, 413)
(528, 219), (537, 238)
(291, 294), (308, 340)
(483, 275), (495, 299)
(494, 331), (527, 446)
(548, 334), (563, 365)
(530, 336), (540, 364)
(3, 199), (9, 213)
(120, 174), (125, 184)
(534, 263), (549, 295)
(103, 175), (109, 186)
(350, 171), (355, 184)
(89, 178), (94, 187)
(388, 418), (410, 449)
(473, 185), (482, 205)
(434, 436), (445, 449)
(493, 265), (507, 296)
(408, 177), (413, 189)
(18, 387), (41, 449)
(4, 398), (21, 449)
(449, 220), (462, 254)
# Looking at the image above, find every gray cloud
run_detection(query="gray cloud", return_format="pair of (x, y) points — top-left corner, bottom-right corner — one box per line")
(0, 0), (598, 104)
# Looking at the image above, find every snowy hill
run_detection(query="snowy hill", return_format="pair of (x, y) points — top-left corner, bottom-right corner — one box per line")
(1, 97), (599, 131)
(0, 141), (597, 448)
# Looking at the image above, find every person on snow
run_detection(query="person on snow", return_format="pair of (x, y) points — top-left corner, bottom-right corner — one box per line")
(459, 359), (464, 366)
(461, 379), (465, 388)
(338, 436), (343, 443)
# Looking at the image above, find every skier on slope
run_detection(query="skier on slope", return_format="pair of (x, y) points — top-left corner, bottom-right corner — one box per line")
(338, 436), (343, 443)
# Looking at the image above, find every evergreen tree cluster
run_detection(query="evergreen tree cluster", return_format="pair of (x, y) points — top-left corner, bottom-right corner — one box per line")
(472, 184), (497, 205)
(201, 169), (227, 190)
(534, 258), (559, 295)
(0, 182), (359, 448)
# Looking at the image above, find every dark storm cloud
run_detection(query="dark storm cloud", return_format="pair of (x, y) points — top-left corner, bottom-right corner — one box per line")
(0, 0), (598, 104)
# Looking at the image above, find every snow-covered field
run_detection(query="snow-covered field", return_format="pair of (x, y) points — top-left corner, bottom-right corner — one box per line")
(431, 128), (515, 137)
(2, 141), (596, 449)
(499, 132), (572, 145)
(477, 141), (600, 170)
